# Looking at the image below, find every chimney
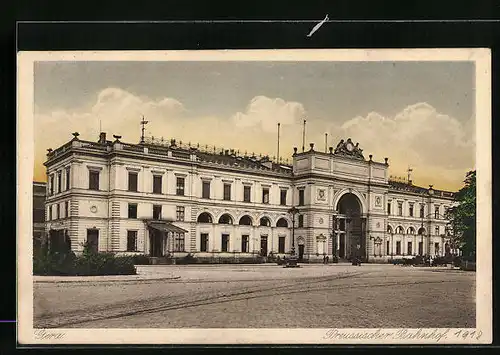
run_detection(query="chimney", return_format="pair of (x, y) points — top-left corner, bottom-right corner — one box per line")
(98, 132), (107, 144)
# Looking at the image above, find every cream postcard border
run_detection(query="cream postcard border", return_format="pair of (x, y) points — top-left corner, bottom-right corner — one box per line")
(17, 49), (492, 345)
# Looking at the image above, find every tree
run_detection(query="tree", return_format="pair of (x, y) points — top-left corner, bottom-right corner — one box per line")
(445, 170), (476, 257)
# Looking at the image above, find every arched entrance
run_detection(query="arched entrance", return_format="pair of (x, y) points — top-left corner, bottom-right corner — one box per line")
(335, 193), (366, 261)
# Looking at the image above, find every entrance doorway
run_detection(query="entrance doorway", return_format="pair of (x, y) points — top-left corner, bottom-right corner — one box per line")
(298, 245), (305, 260)
(336, 193), (365, 261)
(86, 229), (99, 253)
(149, 228), (164, 257)
(260, 236), (268, 256)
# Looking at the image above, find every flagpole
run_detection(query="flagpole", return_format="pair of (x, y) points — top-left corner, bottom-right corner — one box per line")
(302, 119), (306, 152)
(277, 123), (281, 164)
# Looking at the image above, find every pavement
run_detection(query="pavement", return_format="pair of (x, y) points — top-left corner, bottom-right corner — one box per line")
(33, 264), (475, 329)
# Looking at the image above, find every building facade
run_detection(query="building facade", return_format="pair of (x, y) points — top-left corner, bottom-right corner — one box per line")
(33, 181), (46, 250)
(43, 132), (456, 262)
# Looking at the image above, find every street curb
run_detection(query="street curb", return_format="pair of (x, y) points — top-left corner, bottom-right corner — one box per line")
(33, 275), (181, 283)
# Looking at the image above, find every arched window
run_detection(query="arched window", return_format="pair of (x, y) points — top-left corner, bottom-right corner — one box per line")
(407, 227), (415, 235)
(259, 217), (271, 227)
(276, 218), (288, 228)
(387, 225), (393, 234)
(418, 227), (426, 235)
(218, 214), (233, 224)
(239, 215), (252, 225)
(395, 226), (404, 234)
(197, 212), (213, 223)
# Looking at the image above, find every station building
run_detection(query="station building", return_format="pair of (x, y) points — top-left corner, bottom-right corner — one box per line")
(43, 132), (456, 263)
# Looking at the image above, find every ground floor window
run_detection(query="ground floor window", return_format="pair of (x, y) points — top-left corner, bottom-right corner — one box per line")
(386, 240), (390, 255)
(86, 229), (99, 253)
(278, 236), (286, 253)
(200, 233), (209, 252)
(434, 242), (440, 255)
(241, 235), (249, 253)
(396, 241), (401, 255)
(221, 234), (229, 252)
(127, 230), (137, 251)
(418, 241), (423, 255)
(407, 241), (412, 255)
(174, 232), (185, 252)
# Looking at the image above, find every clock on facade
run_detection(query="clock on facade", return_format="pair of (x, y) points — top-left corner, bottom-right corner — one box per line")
(346, 142), (354, 151)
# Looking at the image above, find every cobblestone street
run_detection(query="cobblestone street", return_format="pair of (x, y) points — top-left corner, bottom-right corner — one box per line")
(33, 264), (475, 329)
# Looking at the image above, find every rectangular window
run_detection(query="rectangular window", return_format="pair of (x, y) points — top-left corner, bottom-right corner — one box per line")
(176, 177), (185, 196)
(128, 172), (138, 192)
(66, 168), (70, 190)
(435, 226), (440, 235)
(57, 171), (62, 193)
(243, 185), (251, 202)
(200, 233), (209, 252)
(398, 202), (403, 216)
(420, 205), (425, 218)
(435, 206), (440, 219)
(280, 189), (287, 206)
(396, 241), (401, 255)
(174, 233), (185, 252)
(153, 205), (162, 220)
(418, 241), (423, 255)
(89, 170), (100, 190)
(128, 203), (137, 219)
(387, 202), (391, 215)
(298, 189), (305, 206)
(127, 230), (137, 252)
(65, 201), (69, 218)
(407, 241), (412, 255)
(434, 242), (440, 255)
(409, 203), (414, 217)
(221, 234), (229, 252)
(386, 240), (390, 255)
(49, 175), (54, 195)
(241, 235), (249, 253)
(48, 206), (52, 221)
(278, 236), (286, 253)
(223, 183), (231, 201)
(262, 188), (270, 204)
(298, 214), (304, 228)
(56, 204), (60, 219)
(153, 175), (162, 194)
(176, 206), (185, 221)
(202, 181), (210, 199)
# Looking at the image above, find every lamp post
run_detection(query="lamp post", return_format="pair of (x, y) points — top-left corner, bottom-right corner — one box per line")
(285, 206), (300, 268)
(332, 210), (338, 262)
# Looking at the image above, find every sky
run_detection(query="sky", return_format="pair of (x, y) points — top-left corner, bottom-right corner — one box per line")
(33, 60), (475, 191)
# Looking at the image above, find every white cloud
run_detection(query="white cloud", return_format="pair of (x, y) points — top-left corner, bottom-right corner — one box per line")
(231, 96), (306, 133)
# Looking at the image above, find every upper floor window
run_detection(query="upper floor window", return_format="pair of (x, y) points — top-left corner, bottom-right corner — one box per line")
(387, 201), (391, 215)
(153, 175), (162, 194)
(65, 167), (70, 190)
(435, 206), (440, 219)
(298, 214), (304, 228)
(262, 188), (270, 204)
(153, 205), (162, 220)
(48, 206), (52, 221)
(223, 183), (231, 201)
(128, 203), (137, 219)
(65, 201), (69, 218)
(202, 181), (210, 199)
(298, 189), (305, 206)
(89, 170), (100, 190)
(397, 202), (403, 216)
(176, 206), (185, 221)
(435, 226), (440, 235)
(409, 203), (414, 217)
(57, 171), (62, 193)
(420, 204), (425, 218)
(49, 174), (54, 195)
(176, 177), (185, 196)
(280, 189), (287, 206)
(243, 185), (251, 202)
(128, 172), (138, 192)
(56, 204), (60, 219)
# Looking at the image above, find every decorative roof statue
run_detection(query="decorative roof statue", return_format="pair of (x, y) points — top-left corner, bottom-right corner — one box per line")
(333, 138), (365, 160)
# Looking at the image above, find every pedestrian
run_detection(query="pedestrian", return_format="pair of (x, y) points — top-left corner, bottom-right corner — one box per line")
(326, 255), (329, 264)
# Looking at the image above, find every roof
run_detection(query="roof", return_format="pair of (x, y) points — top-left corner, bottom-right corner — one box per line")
(146, 220), (189, 234)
